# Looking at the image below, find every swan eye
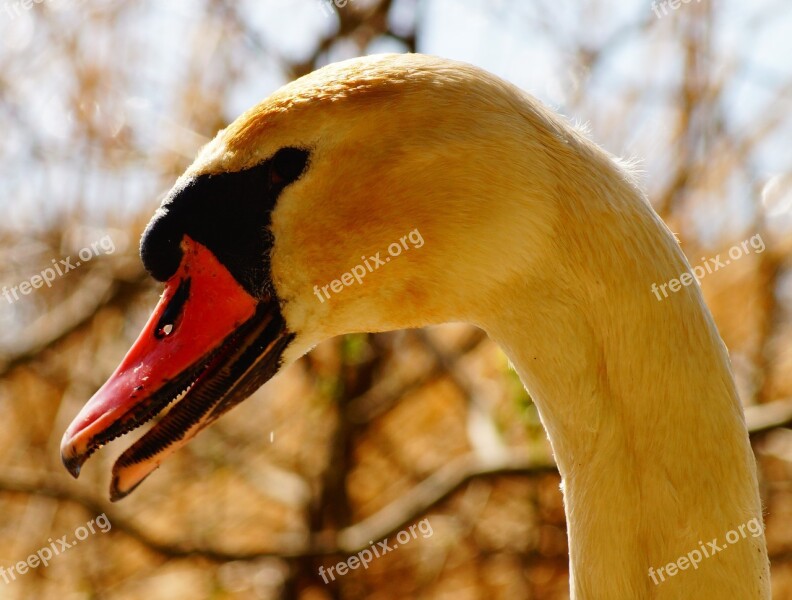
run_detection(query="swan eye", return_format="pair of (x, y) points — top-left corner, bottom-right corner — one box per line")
(269, 147), (309, 187)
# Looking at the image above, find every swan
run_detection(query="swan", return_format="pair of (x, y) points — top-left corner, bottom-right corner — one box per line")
(60, 53), (770, 598)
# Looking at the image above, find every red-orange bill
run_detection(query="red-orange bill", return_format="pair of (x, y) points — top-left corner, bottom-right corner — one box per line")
(60, 236), (292, 500)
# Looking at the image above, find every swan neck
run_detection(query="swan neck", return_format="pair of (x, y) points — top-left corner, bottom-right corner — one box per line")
(483, 178), (770, 598)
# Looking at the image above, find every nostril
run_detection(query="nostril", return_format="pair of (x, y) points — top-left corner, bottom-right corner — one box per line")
(155, 278), (191, 339)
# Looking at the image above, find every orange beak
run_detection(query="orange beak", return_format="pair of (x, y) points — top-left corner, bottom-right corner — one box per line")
(61, 235), (292, 500)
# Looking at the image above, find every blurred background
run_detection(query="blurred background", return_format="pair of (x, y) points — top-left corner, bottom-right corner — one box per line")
(1, 0), (791, 598)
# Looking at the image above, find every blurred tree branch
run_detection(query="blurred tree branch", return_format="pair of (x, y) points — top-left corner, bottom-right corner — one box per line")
(1, 396), (791, 565)
(0, 270), (147, 378)
(0, 450), (556, 563)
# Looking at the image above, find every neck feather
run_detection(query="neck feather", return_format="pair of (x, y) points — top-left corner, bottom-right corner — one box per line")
(481, 142), (770, 598)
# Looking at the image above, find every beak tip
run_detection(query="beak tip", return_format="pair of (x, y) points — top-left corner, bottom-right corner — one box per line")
(62, 455), (83, 479)
(108, 487), (126, 503)
(109, 471), (143, 502)
(61, 441), (85, 479)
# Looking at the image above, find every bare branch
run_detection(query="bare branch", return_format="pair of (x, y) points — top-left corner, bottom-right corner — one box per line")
(0, 451), (555, 563)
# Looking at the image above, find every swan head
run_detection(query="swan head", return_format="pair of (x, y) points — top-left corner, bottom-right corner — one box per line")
(61, 53), (561, 500)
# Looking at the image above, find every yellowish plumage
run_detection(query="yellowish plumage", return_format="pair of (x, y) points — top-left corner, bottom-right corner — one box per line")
(186, 54), (770, 598)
